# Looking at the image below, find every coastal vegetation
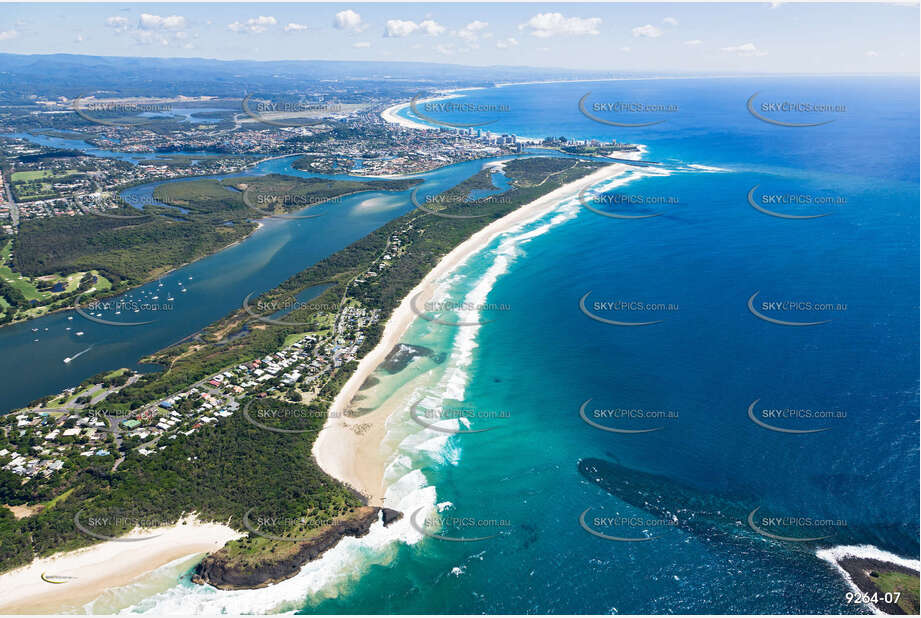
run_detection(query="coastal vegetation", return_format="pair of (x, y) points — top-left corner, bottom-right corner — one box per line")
(0, 156), (604, 583)
(106, 157), (603, 407)
(0, 396), (361, 574)
(0, 174), (420, 327)
(872, 570), (920, 614)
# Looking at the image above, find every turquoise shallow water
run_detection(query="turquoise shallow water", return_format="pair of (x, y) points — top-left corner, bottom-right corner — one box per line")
(0, 152), (582, 414)
(292, 76), (917, 614)
(26, 76), (918, 614)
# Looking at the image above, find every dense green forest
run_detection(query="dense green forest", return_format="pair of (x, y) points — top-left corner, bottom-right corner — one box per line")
(12, 174), (420, 281)
(107, 157), (602, 409)
(0, 156), (604, 572)
(2, 174), (421, 326)
(0, 397), (360, 573)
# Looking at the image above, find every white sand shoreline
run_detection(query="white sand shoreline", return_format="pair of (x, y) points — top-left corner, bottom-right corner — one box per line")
(380, 93), (462, 131)
(380, 93), (542, 145)
(313, 155), (640, 505)
(0, 101), (643, 614)
(0, 515), (241, 614)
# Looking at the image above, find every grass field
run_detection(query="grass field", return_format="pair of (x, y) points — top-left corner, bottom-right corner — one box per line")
(104, 368), (130, 381)
(872, 570), (920, 614)
(0, 239), (45, 300)
(44, 488), (76, 510)
(2, 239), (112, 319)
(12, 170), (55, 182)
(11, 169), (80, 182)
(10, 169), (81, 201)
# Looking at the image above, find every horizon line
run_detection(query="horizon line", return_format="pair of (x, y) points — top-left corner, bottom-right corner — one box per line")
(1, 51), (918, 77)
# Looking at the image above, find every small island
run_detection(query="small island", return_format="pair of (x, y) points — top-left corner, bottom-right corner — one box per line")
(834, 555), (920, 615)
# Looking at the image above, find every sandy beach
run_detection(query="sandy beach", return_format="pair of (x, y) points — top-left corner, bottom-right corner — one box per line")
(0, 515), (241, 614)
(380, 93), (542, 144)
(313, 156), (638, 505)
(380, 93), (462, 131)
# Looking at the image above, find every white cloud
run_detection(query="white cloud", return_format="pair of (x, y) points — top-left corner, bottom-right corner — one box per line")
(721, 42), (767, 56)
(284, 22), (308, 32)
(663, 17), (679, 26)
(518, 13), (601, 38)
(632, 24), (663, 38)
(620, 46), (632, 53)
(353, 41), (371, 48)
(384, 19), (417, 37)
(74, 33), (85, 43)
(334, 9), (365, 32)
(495, 37), (519, 49)
(104, 16), (130, 32)
(139, 13), (187, 30)
(384, 18), (444, 37)
(132, 31), (167, 46)
(0, 29), (18, 41)
(228, 16), (277, 34)
(435, 43), (455, 56)
(106, 14), (190, 46)
(419, 20), (445, 36)
(457, 20), (488, 42)
(866, 50), (879, 57)
(684, 39), (703, 46)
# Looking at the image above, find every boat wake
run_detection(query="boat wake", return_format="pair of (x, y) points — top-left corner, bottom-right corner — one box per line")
(108, 161), (700, 614)
(63, 345), (93, 364)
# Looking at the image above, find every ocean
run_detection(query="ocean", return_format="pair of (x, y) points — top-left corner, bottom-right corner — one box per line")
(100, 76), (918, 614)
(0, 152), (572, 415)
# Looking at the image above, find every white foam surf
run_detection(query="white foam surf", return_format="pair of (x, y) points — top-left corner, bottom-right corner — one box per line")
(815, 544), (919, 616)
(816, 543), (920, 571)
(112, 160), (688, 615)
(120, 472), (435, 615)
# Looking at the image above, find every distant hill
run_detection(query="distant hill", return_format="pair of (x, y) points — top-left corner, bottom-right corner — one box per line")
(0, 53), (631, 101)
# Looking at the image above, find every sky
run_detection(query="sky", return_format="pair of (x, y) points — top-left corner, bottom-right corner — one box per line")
(0, 2), (918, 74)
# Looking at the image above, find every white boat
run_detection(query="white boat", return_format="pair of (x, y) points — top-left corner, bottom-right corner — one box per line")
(31, 328), (38, 332)
(66, 327), (71, 331)
(67, 316), (73, 321)
(76, 331), (84, 336)
(64, 346), (91, 364)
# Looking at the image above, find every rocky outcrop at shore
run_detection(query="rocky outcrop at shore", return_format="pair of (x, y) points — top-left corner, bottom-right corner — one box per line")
(836, 557), (920, 615)
(193, 506), (402, 590)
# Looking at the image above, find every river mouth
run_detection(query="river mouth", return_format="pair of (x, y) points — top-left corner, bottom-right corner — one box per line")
(0, 150), (584, 414)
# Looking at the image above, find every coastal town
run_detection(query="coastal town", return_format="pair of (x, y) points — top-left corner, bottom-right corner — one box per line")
(0, 96), (532, 230)
(0, 93), (638, 233)
(0, 91), (639, 488)
(1, 297), (380, 483)
(1, 13), (916, 614)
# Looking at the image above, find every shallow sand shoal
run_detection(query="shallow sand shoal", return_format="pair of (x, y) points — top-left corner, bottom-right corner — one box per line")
(313, 157), (639, 505)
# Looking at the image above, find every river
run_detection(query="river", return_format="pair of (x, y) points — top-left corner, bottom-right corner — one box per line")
(0, 141), (572, 413)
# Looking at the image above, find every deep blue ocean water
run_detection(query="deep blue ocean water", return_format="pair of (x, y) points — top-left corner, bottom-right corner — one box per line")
(14, 77), (913, 614)
(0, 153), (584, 414)
(291, 77), (918, 614)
